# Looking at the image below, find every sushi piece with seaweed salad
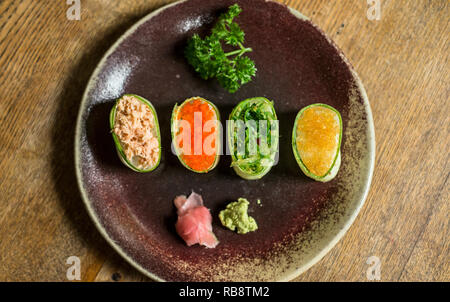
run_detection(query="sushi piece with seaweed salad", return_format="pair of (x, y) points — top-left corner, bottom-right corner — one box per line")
(228, 97), (279, 180)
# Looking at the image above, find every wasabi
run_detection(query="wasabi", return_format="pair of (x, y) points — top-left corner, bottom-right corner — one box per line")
(219, 198), (258, 234)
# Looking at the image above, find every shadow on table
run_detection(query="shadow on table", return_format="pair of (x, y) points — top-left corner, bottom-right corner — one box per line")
(49, 6), (170, 282)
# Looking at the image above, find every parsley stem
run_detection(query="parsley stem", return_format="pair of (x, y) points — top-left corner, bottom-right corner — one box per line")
(224, 47), (252, 57)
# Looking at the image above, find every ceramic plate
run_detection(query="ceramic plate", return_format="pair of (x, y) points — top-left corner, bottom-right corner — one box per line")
(75, 0), (375, 281)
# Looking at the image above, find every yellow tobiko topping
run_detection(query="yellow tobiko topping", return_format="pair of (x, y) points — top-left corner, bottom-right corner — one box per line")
(296, 106), (340, 177)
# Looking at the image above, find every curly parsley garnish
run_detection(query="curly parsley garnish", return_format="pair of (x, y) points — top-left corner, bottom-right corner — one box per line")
(185, 4), (257, 93)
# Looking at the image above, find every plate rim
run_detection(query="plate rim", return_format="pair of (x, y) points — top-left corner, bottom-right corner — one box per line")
(74, 0), (375, 282)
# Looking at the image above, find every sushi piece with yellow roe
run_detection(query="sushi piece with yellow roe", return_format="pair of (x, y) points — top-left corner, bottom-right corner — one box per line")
(292, 104), (342, 182)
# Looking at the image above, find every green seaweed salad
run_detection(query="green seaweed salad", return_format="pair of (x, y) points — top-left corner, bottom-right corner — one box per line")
(228, 97), (279, 180)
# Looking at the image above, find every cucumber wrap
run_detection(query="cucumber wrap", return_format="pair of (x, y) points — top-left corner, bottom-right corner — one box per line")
(292, 103), (342, 182)
(171, 97), (221, 173)
(228, 97), (279, 180)
(110, 94), (161, 173)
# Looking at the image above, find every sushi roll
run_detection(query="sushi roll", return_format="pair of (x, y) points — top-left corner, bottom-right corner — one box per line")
(171, 97), (220, 173)
(292, 103), (342, 182)
(110, 94), (161, 172)
(228, 97), (279, 180)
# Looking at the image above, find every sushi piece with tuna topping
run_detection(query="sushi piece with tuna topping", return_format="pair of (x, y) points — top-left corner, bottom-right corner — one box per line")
(110, 94), (161, 172)
(174, 192), (219, 248)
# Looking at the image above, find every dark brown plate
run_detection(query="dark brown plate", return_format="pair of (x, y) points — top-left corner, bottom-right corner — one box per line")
(75, 0), (375, 281)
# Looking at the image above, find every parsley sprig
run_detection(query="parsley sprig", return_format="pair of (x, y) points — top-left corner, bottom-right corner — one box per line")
(185, 4), (257, 93)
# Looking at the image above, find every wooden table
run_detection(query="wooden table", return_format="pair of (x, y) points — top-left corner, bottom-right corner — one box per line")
(0, 0), (448, 282)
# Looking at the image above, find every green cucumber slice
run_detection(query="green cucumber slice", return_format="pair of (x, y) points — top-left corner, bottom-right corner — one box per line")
(292, 103), (342, 182)
(228, 97), (279, 180)
(110, 94), (161, 173)
(171, 97), (221, 173)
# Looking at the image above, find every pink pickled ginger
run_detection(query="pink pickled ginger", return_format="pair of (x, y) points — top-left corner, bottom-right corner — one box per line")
(174, 192), (219, 248)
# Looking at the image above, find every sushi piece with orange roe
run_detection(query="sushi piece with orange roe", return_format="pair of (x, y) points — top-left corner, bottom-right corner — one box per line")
(171, 97), (220, 173)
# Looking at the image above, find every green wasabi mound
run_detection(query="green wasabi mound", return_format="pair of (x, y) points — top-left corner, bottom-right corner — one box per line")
(219, 198), (258, 234)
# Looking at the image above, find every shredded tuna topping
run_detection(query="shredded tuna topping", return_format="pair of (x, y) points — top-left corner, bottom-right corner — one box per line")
(113, 95), (159, 170)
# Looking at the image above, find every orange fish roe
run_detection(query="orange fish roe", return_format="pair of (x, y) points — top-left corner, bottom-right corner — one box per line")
(296, 106), (340, 177)
(175, 98), (217, 172)
(113, 95), (159, 170)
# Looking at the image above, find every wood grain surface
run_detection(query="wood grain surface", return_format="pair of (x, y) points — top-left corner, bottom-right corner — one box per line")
(0, 0), (448, 282)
